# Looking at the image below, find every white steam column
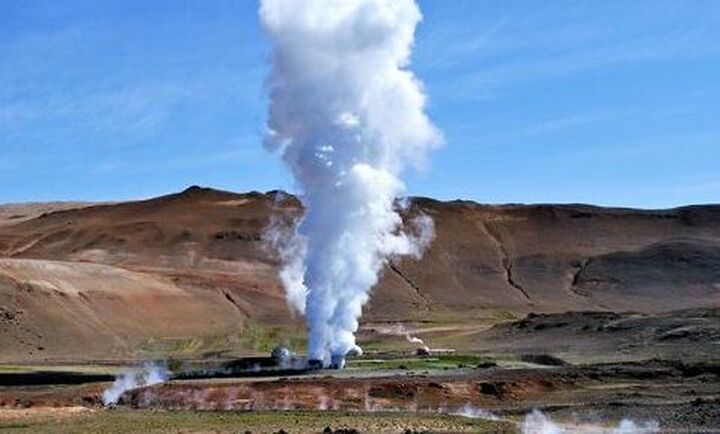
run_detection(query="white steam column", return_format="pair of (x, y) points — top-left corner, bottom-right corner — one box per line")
(260, 0), (441, 368)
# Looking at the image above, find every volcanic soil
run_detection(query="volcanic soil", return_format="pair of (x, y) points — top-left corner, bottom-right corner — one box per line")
(0, 186), (718, 362)
(0, 187), (719, 433)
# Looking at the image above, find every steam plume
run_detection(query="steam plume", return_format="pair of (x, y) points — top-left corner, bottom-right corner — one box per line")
(396, 324), (431, 353)
(453, 404), (500, 421)
(521, 410), (659, 434)
(260, 0), (441, 367)
(102, 362), (170, 406)
(406, 334), (425, 346)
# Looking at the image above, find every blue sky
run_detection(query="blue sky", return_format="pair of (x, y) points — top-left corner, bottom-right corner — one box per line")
(1, 1), (718, 208)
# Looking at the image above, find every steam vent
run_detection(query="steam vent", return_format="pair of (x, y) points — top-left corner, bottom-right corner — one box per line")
(2, 0), (719, 432)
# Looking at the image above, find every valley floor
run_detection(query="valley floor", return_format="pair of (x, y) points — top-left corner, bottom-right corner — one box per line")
(1, 309), (718, 433)
(0, 356), (718, 433)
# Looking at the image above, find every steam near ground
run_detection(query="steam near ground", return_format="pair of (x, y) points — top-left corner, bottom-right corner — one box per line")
(389, 323), (432, 353)
(456, 406), (658, 434)
(521, 410), (659, 434)
(452, 404), (500, 421)
(101, 366), (660, 433)
(260, 0), (441, 367)
(102, 363), (170, 406)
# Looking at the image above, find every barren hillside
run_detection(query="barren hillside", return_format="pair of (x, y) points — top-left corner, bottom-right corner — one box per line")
(1, 186), (718, 362)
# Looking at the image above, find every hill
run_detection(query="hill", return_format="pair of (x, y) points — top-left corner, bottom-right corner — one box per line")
(0, 186), (718, 362)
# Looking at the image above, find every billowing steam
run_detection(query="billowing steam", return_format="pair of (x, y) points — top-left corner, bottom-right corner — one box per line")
(260, 0), (441, 367)
(102, 362), (170, 406)
(521, 410), (659, 434)
(452, 407), (659, 434)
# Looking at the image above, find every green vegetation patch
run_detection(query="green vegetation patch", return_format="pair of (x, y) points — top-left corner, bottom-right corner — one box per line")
(0, 364), (120, 375)
(348, 354), (496, 371)
(492, 310), (519, 322)
(137, 322), (306, 360)
(241, 323), (307, 354)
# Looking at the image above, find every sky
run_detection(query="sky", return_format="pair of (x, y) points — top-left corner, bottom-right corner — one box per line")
(1, 0), (719, 208)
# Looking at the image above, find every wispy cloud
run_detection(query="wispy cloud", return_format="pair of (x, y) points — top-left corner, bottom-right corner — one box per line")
(416, 18), (510, 71)
(87, 139), (266, 176)
(458, 30), (710, 92)
(555, 129), (720, 163)
(469, 109), (637, 147)
(0, 67), (264, 143)
(1, 16), (266, 143)
(419, 3), (720, 100)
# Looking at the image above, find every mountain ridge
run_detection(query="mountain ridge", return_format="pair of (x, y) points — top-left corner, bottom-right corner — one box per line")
(0, 186), (718, 362)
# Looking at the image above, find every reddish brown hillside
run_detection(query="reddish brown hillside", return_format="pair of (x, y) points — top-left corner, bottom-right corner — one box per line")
(0, 186), (718, 361)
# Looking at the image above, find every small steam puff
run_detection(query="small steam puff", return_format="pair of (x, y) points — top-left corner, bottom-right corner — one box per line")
(102, 363), (170, 406)
(452, 404), (500, 421)
(521, 410), (659, 434)
(260, 0), (441, 367)
(400, 325), (431, 354)
(406, 334), (424, 345)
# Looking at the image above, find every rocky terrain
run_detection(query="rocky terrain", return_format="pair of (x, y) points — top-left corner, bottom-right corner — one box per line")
(1, 186), (719, 433)
(1, 356), (717, 432)
(0, 186), (719, 362)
